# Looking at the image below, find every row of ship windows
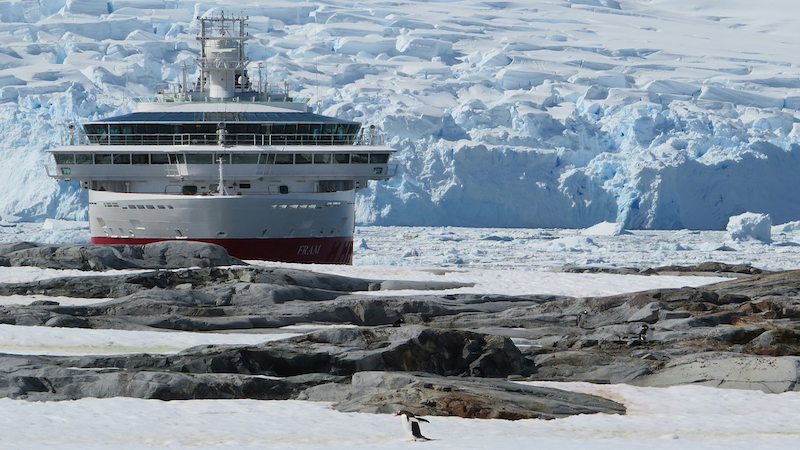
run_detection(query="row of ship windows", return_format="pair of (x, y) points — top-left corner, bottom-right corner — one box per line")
(83, 122), (361, 140)
(55, 152), (391, 165)
(103, 203), (175, 210)
(102, 202), (343, 209)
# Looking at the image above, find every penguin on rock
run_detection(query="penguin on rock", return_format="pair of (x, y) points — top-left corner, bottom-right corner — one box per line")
(639, 324), (654, 341)
(395, 410), (431, 441)
(576, 309), (589, 328)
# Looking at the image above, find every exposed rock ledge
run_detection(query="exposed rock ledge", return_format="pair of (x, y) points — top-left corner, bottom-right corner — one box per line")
(0, 241), (244, 270)
(1, 241), (799, 419)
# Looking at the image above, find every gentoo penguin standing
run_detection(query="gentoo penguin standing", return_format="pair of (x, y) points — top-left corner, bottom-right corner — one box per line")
(638, 324), (654, 341)
(576, 309), (589, 328)
(395, 410), (430, 441)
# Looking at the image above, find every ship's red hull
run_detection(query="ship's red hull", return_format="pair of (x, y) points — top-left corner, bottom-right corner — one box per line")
(92, 236), (354, 264)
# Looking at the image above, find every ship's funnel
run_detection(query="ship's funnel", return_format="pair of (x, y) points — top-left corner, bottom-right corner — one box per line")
(206, 39), (238, 98)
(196, 14), (250, 99)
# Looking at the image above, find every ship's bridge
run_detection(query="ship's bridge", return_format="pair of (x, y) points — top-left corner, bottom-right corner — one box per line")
(80, 110), (367, 147)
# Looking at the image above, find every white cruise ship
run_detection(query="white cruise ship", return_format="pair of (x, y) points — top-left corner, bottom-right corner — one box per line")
(46, 13), (396, 264)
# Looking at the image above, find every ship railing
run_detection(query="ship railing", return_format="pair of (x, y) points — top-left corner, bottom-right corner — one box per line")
(164, 164), (188, 178)
(355, 125), (385, 146)
(134, 94), (310, 104)
(79, 133), (373, 146)
(44, 163), (58, 177)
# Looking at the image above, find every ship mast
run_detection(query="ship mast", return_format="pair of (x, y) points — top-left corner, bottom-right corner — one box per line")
(195, 12), (250, 98)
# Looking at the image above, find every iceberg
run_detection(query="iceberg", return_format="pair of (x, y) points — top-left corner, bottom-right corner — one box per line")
(1, 0), (799, 232)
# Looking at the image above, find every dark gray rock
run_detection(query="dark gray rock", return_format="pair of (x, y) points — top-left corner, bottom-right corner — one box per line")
(155, 325), (532, 378)
(653, 262), (766, 275)
(300, 371), (626, 419)
(628, 301), (667, 323)
(4, 255), (800, 410)
(0, 355), (298, 401)
(630, 353), (800, 393)
(0, 241), (245, 270)
(743, 329), (800, 356)
(531, 350), (655, 384)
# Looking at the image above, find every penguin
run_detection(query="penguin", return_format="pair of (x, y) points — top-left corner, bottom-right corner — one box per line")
(576, 309), (589, 328)
(395, 410), (430, 441)
(638, 324), (653, 341)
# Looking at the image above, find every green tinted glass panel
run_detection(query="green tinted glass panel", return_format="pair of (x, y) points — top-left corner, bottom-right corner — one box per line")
(233, 153), (259, 164)
(313, 153), (331, 164)
(186, 153), (213, 164)
(150, 154), (169, 164)
(55, 153), (75, 164)
(369, 153), (390, 163)
(274, 154), (293, 164)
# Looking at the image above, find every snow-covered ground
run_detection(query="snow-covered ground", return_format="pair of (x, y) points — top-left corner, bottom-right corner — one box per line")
(1, 225), (800, 449)
(3, 0), (800, 229)
(1, 383), (799, 449)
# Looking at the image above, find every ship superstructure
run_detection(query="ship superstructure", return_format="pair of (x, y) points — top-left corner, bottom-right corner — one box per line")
(46, 13), (396, 264)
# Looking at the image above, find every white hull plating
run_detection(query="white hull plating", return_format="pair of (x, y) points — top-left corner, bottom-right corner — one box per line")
(89, 189), (355, 240)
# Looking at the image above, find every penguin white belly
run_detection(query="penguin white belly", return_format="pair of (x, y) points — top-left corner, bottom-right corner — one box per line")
(401, 415), (413, 437)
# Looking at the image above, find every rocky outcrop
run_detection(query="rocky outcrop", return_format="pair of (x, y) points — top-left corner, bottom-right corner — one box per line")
(2, 243), (800, 415)
(300, 371), (625, 419)
(630, 353), (800, 393)
(36, 325), (530, 378)
(557, 261), (767, 276)
(0, 353), (307, 401)
(0, 241), (244, 270)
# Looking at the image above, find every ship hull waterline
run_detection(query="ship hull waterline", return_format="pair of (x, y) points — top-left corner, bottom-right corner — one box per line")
(88, 189), (358, 264)
(91, 235), (354, 264)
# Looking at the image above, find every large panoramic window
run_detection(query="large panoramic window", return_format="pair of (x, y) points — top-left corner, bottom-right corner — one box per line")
(351, 153), (369, 164)
(369, 153), (390, 164)
(186, 153), (213, 164)
(295, 153), (313, 164)
(313, 153), (331, 164)
(54, 154), (75, 164)
(274, 153), (293, 164)
(150, 154), (169, 164)
(232, 153), (259, 164)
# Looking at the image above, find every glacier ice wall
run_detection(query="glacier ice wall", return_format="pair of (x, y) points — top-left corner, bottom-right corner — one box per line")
(1, 0), (800, 229)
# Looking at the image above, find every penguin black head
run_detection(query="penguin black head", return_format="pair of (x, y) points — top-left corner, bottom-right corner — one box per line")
(395, 410), (429, 423)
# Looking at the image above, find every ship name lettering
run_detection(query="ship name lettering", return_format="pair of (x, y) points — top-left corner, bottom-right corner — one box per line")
(297, 245), (322, 256)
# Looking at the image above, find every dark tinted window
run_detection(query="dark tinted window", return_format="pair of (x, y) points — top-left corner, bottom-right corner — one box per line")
(369, 153), (390, 163)
(150, 154), (169, 164)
